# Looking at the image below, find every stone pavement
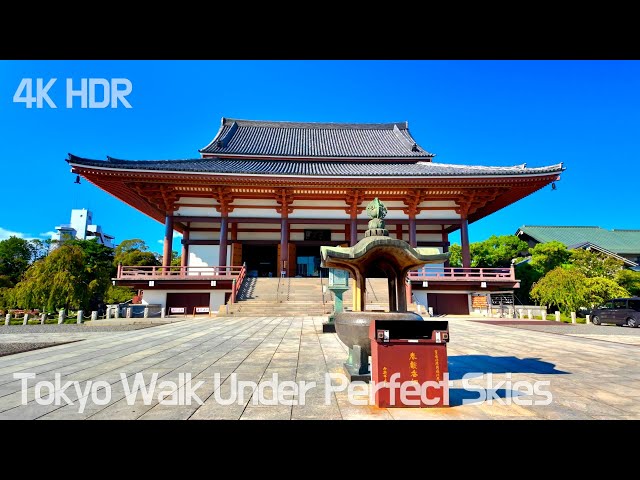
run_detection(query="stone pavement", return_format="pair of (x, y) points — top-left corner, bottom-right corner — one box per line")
(0, 316), (638, 420)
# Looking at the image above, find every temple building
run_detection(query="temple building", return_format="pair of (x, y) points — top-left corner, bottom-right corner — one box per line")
(67, 118), (564, 315)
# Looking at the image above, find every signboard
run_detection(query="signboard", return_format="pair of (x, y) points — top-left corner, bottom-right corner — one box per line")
(471, 295), (488, 309)
(169, 307), (186, 314)
(193, 306), (212, 317)
(304, 229), (331, 241)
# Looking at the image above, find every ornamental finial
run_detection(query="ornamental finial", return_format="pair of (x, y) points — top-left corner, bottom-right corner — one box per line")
(364, 197), (389, 237)
(366, 197), (387, 220)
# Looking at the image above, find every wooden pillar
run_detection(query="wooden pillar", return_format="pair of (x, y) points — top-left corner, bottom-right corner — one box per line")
(409, 215), (417, 248)
(350, 216), (357, 246)
(442, 228), (450, 268)
(280, 215), (289, 277)
(180, 226), (189, 268)
(388, 276), (397, 312)
(231, 222), (238, 241)
(395, 224), (403, 241)
(461, 217), (471, 268)
(396, 272), (407, 313)
(218, 215), (228, 268)
(162, 215), (174, 268)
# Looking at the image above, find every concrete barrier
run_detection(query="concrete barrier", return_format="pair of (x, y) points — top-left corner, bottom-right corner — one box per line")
(58, 309), (65, 325)
(571, 312), (577, 324)
(23, 313), (29, 326)
(77, 310), (83, 324)
(555, 311), (561, 322)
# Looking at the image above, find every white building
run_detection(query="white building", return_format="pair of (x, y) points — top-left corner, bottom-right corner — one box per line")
(52, 208), (115, 248)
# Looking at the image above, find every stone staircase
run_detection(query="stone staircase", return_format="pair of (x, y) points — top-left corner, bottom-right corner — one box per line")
(221, 277), (334, 316)
(220, 276), (419, 317)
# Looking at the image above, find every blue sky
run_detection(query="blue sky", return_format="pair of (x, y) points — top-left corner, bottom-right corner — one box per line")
(0, 60), (638, 253)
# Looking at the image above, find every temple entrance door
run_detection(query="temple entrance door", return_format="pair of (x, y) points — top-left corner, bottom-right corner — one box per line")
(243, 244), (277, 277)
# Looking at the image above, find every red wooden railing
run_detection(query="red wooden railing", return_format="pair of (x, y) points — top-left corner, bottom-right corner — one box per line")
(231, 263), (247, 304)
(118, 265), (245, 280)
(407, 265), (516, 282)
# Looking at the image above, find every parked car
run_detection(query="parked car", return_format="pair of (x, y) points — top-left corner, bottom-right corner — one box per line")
(590, 297), (640, 327)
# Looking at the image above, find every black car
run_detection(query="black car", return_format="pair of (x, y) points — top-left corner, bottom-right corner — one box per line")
(590, 297), (640, 327)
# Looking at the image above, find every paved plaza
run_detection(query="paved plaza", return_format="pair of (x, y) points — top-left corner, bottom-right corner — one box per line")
(0, 316), (638, 420)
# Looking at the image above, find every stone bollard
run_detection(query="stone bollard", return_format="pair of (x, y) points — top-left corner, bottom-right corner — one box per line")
(91, 311), (98, 321)
(115, 307), (120, 319)
(5, 313), (10, 326)
(126, 307), (132, 318)
(106, 307), (111, 320)
(23, 313), (29, 326)
(77, 310), (83, 324)
(586, 314), (591, 324)
(527, 309), (532, 320)
(541, 311), (547, 321)
(58, 309), (65, 325)
(143, 307), (149, 318)
(518, 309), (524, 319)
(571, 312), (577, 324)
(555, 311), (561, 322)
(161, 308), (166, 319)
(40, 313), (47, 325)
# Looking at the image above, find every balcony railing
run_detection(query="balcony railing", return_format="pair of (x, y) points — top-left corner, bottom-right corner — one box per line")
(407, 265), (516, 282)
(116, 264), (247, 304)
(117, 264), (244, 280)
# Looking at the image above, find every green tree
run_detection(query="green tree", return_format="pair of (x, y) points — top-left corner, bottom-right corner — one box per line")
(12, 244), (89, 311)
(569, 249), (624, 279)
(584, 277), (629, 307)
(114, 239), (160, 267)
(468, 235), (528, 268)
(29, 238), (53, 262)
(448, 244), (461, 267)
(514, 262), (542, 304)
(530, 267), (589, 314)
(104, 285), (135, 304)
(0, 236), (34, 285)
(615, 269), (640, 296)
(528, 241), (571, 274)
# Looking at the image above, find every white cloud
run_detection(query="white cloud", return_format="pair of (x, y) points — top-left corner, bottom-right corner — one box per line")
(0, 227), (61, 242)
(0, 227), (32, 240)
(157, 239), (165, 245)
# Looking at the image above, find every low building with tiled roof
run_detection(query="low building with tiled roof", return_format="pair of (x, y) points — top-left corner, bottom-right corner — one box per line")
(68, 117), (565, 316)
(515, 225), (640, 268)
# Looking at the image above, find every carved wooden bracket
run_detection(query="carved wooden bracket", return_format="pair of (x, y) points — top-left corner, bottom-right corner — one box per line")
(212, 186), (235, 215)
(128, 183), (180, 213)
(402, 189), (427, 216)
(274, 188), (295, 214)
(344, 189), (365, 216)
(455, 189), (503, 217)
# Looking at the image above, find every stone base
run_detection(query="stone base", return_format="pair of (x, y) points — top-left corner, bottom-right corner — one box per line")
(322, 322), (336, 333)
(343, 363), (371, 383)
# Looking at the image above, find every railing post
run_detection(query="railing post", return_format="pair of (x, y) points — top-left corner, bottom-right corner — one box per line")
(117, 262), (122, 278)
(510, 262), (516, 280)
(231, 279), (236, 304)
